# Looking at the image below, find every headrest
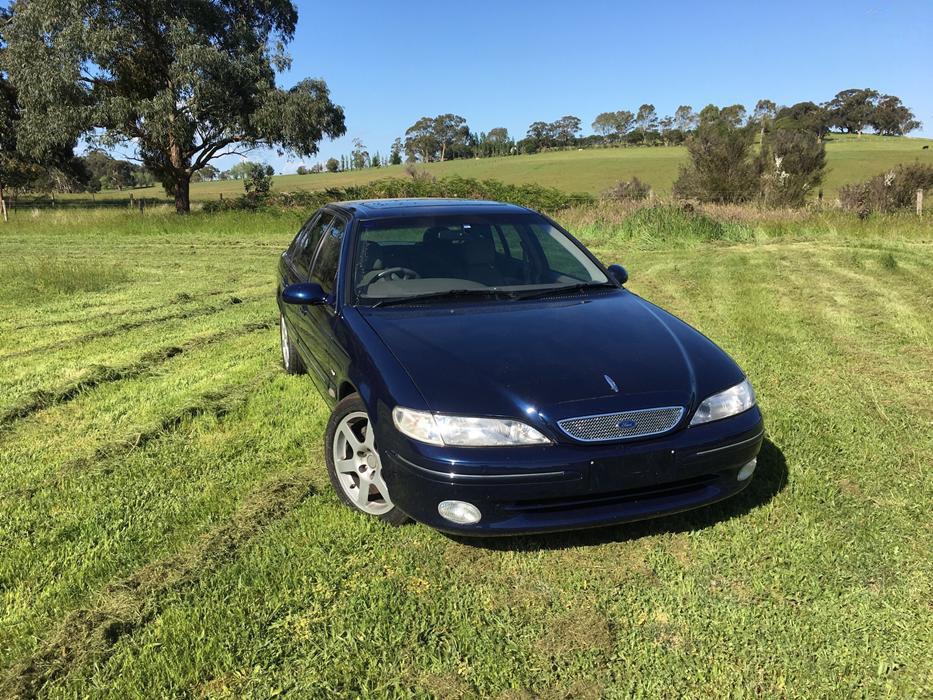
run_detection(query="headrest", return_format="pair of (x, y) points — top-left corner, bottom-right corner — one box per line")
(462, 230), (495, 265)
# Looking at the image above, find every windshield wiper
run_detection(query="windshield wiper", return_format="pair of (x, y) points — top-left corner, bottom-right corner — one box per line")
(370, 288), (516, 308)
(514, 282), (617, 301)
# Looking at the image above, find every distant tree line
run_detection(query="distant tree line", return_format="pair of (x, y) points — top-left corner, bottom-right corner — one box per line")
(375, 88), (919, 165)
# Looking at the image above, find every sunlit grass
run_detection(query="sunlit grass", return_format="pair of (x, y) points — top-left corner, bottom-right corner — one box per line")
(0, 258), (131, 301)
(0, 206), (930, 697)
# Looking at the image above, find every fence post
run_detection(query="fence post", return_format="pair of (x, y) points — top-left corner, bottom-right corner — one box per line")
(139, 199), (145, 214)
(917, 189), (923, 218)
(0, 195), (7, 223)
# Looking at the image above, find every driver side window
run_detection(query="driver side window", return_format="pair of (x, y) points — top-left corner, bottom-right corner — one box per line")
(310, 216), (347, 294)
(293, 213), (333, 279)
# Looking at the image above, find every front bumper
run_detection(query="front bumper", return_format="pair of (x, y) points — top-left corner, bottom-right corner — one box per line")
(380, 407), (764, 535)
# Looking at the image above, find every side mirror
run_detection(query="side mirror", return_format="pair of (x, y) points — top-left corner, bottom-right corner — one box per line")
(607, 264), (628, 285)
(282, 282), (329, 306)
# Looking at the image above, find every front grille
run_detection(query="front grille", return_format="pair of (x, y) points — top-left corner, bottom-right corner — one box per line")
(558, 406), (684, 442)
(505, 474), (717, 513)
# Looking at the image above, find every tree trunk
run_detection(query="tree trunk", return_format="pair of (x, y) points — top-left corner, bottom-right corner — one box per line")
(167, 127), (191, 214)
(0, 184), (7, 223)
(440, 142), (446, 162)
(173, 174), (191, 214)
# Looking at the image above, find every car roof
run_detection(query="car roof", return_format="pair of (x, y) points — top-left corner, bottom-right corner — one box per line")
(327, 198), (533, 219)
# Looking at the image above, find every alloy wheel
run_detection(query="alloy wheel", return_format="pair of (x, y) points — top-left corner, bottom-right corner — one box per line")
(332, 411), (394, 515)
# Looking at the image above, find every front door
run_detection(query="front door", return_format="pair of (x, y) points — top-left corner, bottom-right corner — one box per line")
(304, 214), (350, 401)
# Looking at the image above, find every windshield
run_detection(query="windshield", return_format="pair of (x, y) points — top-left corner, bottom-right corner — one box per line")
(352, 213), (609, 303)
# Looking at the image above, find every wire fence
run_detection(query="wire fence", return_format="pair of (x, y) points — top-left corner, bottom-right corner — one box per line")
(2, 194), (171, 212)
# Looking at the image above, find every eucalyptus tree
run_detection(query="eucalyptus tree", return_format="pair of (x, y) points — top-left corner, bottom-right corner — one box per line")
(752, 99), (777, 139)
(591, 111), (634, 143)
(0, 8), (38, 219)
(826, 88), (879, 135)
(869, 95), (920, 136)
(634, 104), (658, 143)
(3, 0), (346, 212)
(673, 105), (697, 133)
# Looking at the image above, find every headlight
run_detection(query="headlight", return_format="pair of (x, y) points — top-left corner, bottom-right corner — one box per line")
(392, 407), (551, 447)
(689, 378), (756, 426)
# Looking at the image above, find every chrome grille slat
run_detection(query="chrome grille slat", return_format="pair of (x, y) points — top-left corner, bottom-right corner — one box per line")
(558, 406), (684, 442)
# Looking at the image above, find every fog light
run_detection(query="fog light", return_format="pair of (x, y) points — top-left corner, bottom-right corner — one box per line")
(737, 458), (757, 481)
(438, 500), (482, 525)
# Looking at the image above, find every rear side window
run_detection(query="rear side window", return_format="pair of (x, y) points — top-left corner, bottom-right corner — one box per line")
(292, 213), (333, 278)
(311, 216), (347, 294)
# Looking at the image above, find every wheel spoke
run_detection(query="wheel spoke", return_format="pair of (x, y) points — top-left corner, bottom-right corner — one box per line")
(362, 423), (376, 450)
(355, 475), (372, 507)
(370, 470), (390, 503)
(334, 457), (356, 474)
(339, 424), (363, 452)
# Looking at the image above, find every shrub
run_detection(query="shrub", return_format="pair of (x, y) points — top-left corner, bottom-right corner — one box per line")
(761, 129), (826, 207)
(602, 177), (651, 201)
(838, 163), (933, 215)
(673, 108), (760, 203)
(203, 176), (595, 214)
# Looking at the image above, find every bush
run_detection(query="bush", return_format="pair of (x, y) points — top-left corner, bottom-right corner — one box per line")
(673, 109), (760, 203)
(203, 175), (595, 214)
(761, 129), (826, 207)
(602, 177), (651, 201)
(838, 163), (933, 215)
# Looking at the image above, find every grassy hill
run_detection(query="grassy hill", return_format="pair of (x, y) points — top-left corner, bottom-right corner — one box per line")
(78, 133), (933, 204)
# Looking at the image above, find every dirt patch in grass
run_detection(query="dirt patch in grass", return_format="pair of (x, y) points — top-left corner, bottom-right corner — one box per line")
(1, 471), (316, 699)
(535, 604), (613, 658)
(417, 671), (474, 699)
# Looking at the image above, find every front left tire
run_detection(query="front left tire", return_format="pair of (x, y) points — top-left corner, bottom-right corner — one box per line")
(325, 394), (408, 526)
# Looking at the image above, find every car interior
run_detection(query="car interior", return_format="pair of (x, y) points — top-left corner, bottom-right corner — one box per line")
(355, 224), (577, 297)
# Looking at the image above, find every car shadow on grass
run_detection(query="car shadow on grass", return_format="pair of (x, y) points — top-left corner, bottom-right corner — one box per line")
(448, 438), (788, 551)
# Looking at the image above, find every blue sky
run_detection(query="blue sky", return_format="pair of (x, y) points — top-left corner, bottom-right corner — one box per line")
(230, 0), (933, 173)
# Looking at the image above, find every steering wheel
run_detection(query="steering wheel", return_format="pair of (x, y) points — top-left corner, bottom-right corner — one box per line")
(371, 267), (421, 282)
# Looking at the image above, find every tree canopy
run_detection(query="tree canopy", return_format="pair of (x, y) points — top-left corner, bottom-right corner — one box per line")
(403, 114), (471, 162)
(3, 0), (346, 212)
(591, 111), (635, 142)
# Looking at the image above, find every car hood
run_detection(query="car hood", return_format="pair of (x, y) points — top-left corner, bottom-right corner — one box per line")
(359, 290), (744, 431)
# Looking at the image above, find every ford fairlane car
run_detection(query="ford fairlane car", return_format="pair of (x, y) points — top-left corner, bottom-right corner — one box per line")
(277, 198), (763, 535)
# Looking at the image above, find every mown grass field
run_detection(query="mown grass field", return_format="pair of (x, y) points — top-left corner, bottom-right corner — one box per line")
(1, 206), (931, 697)
(67, 133), (933, 204)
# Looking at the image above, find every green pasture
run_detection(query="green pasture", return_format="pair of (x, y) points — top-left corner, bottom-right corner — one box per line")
(57, 133), (933, 205)
(0, 206), (931, 697)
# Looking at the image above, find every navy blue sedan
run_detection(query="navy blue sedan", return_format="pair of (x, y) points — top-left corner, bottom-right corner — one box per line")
(277, 199), (763, 535)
